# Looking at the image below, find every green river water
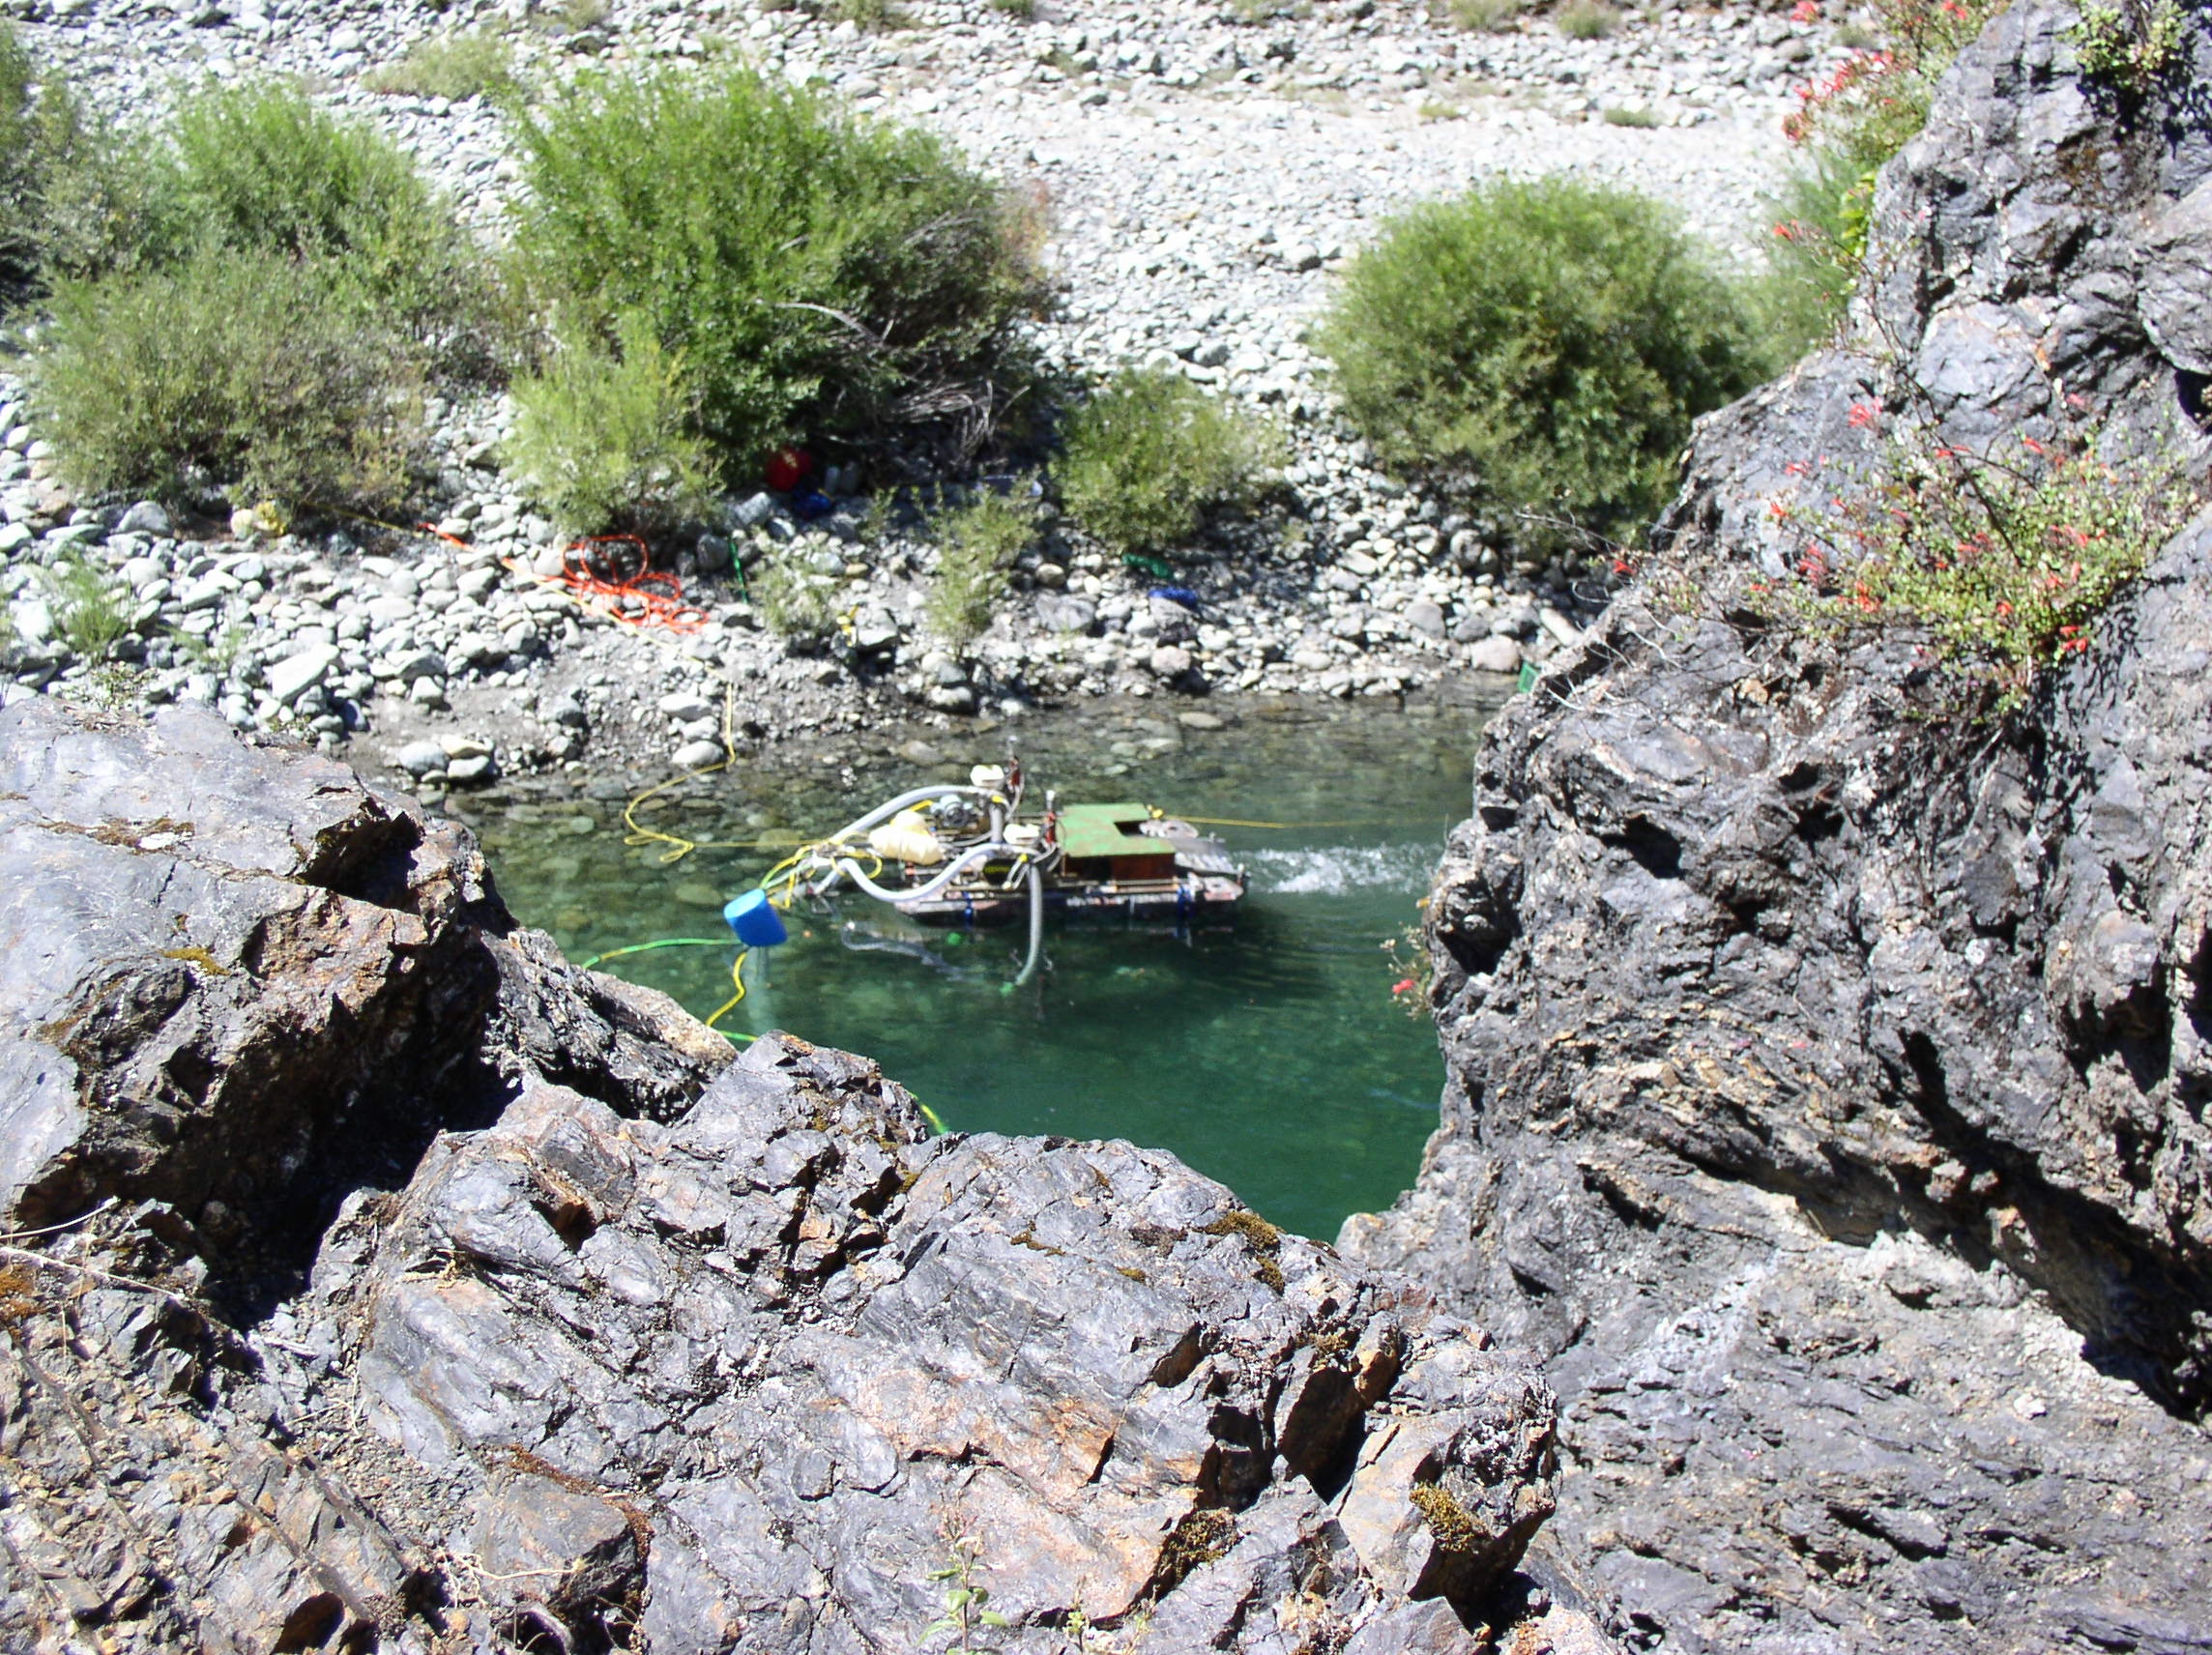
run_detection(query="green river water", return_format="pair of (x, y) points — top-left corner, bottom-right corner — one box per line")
(451, 690), (1503, 1241)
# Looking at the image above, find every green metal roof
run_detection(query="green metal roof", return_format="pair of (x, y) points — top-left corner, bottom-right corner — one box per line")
(1057, 802), (1161, 860)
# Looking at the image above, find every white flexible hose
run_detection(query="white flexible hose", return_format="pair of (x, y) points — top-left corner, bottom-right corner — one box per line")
(822, 841), (1013, 904)
(822, 784), (984, 847)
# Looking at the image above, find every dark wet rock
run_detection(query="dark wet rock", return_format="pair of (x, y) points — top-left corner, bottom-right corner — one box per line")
(1345, 7), (2212, 1652)
(0, 700), (1567, 1653)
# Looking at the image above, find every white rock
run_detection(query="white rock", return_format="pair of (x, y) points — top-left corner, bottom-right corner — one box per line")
(266, 644), (340, 705)
(658, 690), (715, 722)
(672, 739), (727, 769)
(1468, 635), (1523, 674)
(394, 739), (447, 776)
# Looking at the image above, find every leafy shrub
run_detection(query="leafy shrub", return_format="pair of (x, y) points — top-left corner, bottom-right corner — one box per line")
(34, 247), (423, 510)
(1057, 368), (1277, 554)
(926, 489), (1033, 647)
(828, 0), (910, 29)
(1321, 177), (1765, 552)
(1602, 103), (1660, 127)
(363, 31), (521, 102)
(1555, 0), (1618, 40)
(44, 551), (131, 658)
(508, 312), (716, 534)
(749, 545), (839, 645)
(1772, 416), (2199, 708)
(1441, 0), (1526, 32)
(509, 66), (1042, 491)
(1, 24), (171, 294)
(165, 82), (497, 371)
(1, 20), (37, 290)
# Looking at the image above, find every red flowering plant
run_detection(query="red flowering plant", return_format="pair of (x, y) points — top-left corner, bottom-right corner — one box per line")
(1382, 918), (1436, 1019)
(1772, 416), (2198, 709)
(1762, 0), (2007, 347)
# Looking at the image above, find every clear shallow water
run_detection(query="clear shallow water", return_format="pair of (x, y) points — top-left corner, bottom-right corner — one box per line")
(451, 692), (1502, 1240)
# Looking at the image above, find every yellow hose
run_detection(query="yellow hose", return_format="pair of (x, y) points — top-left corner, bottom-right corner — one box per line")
(704, 948), (748, 1030)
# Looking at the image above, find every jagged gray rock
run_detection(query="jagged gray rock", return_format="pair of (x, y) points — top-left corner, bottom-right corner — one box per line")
(0, 700), (1565, 1654)
(1344, 6), (2212, 1651)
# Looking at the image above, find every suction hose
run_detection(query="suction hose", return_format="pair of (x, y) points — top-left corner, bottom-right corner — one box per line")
(1012, 860), (1044, 987)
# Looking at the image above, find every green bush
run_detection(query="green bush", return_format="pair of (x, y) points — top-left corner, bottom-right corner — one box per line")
(1441, 0), (1526, 32)
(749, 545), (839, 644)
(1, 23), (172, 295)
(508, 312), (717, 534)
(165, 82), (497, 371)
(1057, 368), (1277, 554)
(927, 489), (1033, 647)
(2066, 0), (2189, 98)
(363, 31), (521, 102)
(1555, 0), (1618, 40)
(1, 20), (37, 289)
(1321, 177), (1765, 551)
(509, 66), (1042, 488)
(1602, 104), (1660, 127)
(33, 247), (423, 510)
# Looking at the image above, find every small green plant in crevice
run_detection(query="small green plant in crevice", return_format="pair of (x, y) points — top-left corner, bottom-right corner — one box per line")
(1440, 0), (1526, 32)
(1602, 103), (1660, 127)
(989, 0), (1036, 16)
(827, 0), (912, 30)
(1382, 917), (1434, 1019)
(1410, 1480), (1484, 1554)
(926, 488), (1033, 650)
(2066, 0), (2190, 98)
(507, 312), (717, 536)
(1767, 409), (2200, 710)
(1555, 0), (1619, 39)
(924, 1533), (1009, 1654)
(555, 0), (611, 30)
(1056, 367), (1278, 556)
(1322, 176), (1765, 558)
(44, 551), (131, 660)
(1150, 1509), (1238, 1596)
(363, 31), (522, 102)
(1197, 1208), (1285, 1292)
(749, 544), (840, 647)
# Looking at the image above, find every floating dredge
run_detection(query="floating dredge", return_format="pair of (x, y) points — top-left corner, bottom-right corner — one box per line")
(762, 760), (1246, 983)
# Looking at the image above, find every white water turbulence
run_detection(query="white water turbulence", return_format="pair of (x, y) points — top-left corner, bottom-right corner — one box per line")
(1245, 843), (1439, 896)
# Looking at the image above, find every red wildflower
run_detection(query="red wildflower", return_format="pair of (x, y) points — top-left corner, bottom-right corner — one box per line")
(1392, 977), (1417, 996)
(1848, 401), (1880, 430)
(1791, 0), (1820, 20)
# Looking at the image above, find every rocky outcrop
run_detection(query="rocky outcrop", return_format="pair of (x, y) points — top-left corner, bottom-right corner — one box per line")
(1344, 7), (2212, 1652)
(0, 700), (1566, 1653)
